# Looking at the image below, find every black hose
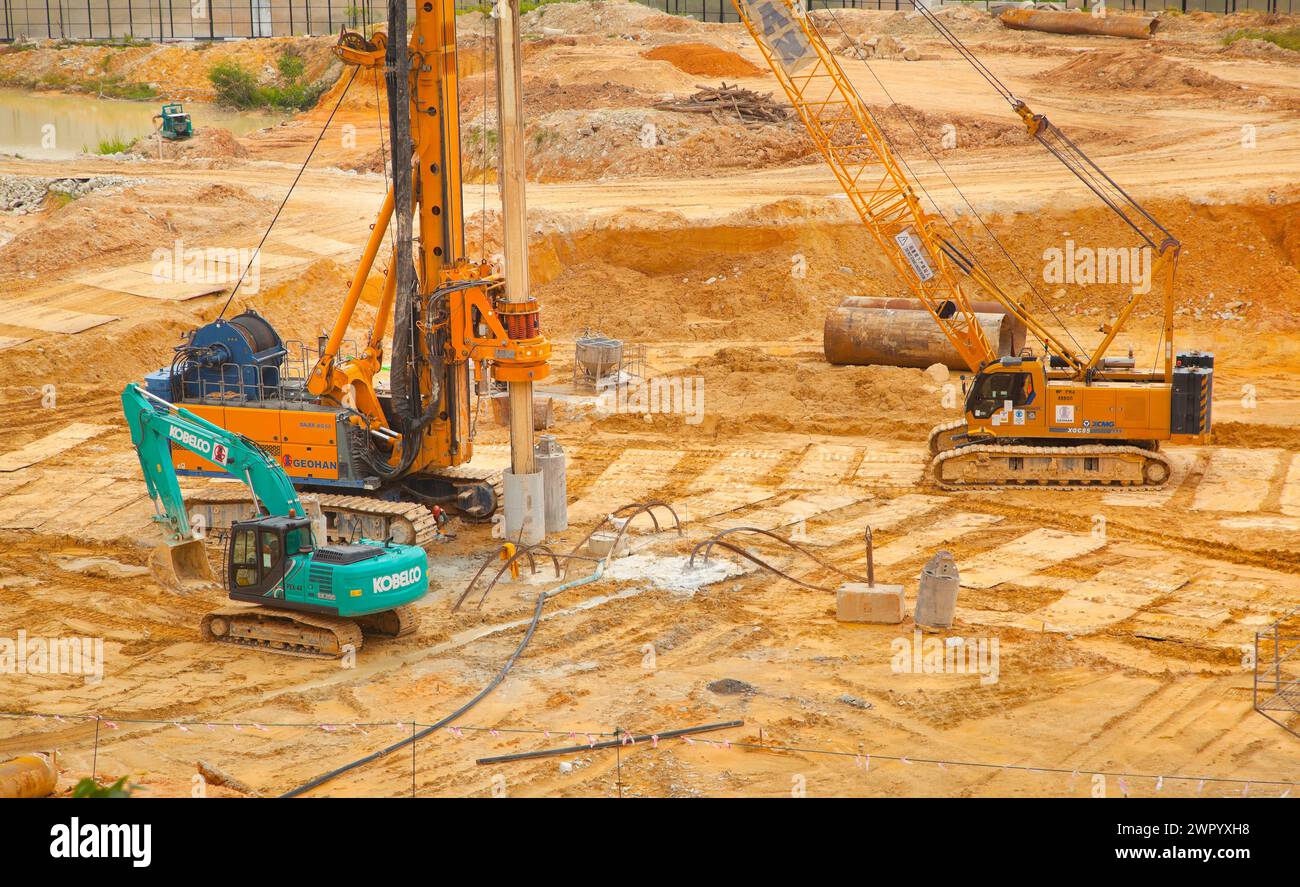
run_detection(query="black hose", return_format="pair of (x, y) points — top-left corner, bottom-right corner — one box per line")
(279, 590), (549, 797)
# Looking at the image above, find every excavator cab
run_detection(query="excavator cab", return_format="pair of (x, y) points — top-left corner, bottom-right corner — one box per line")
(227, 516), (313, 603)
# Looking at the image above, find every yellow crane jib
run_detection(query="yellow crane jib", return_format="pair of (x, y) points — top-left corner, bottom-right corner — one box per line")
(733, 0), (1212, 490)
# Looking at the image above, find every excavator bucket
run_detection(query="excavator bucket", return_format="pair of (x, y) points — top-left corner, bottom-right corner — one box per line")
(149, 539), (216, 591)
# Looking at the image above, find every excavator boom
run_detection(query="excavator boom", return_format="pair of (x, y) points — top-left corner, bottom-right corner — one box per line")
(122, 384), (304, 545)
(122, 383), (429, 657)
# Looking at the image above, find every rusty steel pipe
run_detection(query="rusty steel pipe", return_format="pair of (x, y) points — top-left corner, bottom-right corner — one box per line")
(0, 752), (57, 798)
(839, 295), (1017, 317)
(824, 306), (1024, 370)
(998, 9), (1158, 40)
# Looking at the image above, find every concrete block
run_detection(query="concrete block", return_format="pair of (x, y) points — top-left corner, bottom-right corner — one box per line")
(587, 530), (628, 559)
(916, 550), (960, 629)
(836, 582), (905, 624)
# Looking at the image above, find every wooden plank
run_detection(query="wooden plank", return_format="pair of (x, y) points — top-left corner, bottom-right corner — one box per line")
(1191, 447), (1283, 513)
(959, 528), (1105, 589)
(0, 423), (113, 472)
(1032, 565), (1189, 635)
(850, 442), (927, 488)
(0, 299), (117, 334)
(801, 493), (947, 547)
(712, 488), (865, 532)
(675, 485), (775, 523)
(780, 444), (861, 489)
(870, 511), (1003, 566)
(0, 336), (31, 351)
(692, 447), (784, 492)
(277, 231), (357, 256)
(76, 252), (304, 302)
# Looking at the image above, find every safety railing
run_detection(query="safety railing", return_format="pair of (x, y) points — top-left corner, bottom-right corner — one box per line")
(1254, 605), (1300, 739)
(175, 337), (362, 408)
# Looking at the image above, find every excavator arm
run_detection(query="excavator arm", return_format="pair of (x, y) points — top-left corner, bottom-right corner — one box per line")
(121, 384), (305, 547)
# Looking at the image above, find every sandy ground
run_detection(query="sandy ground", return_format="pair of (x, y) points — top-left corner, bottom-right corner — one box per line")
(1, 3), (1298, 797)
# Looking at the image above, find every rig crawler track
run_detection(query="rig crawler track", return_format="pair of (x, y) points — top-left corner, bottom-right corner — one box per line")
(185, 466), (503, 548)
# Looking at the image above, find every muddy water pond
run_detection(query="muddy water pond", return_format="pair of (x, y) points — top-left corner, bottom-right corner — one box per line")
(0, 88), (285, 158)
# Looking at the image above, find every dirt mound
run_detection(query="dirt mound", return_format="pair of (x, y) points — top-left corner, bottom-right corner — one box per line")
(0, 180), (269, 281)
(642, 43), (764, 78)
(1041, 49), (1241, 97)
(1222, 37), (1300, 59)
(676, 347), (947, 438)
(129, 127), (249, 163)
(465, 108), (814, 182)
(521, 79), (660, 116)
(523, 0), (706, 36)
(811, 6), (999, 42)
(251, 258), (379, 344)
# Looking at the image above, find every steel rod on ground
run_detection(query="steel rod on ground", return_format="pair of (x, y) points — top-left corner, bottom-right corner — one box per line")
(475, 720), (745, 765)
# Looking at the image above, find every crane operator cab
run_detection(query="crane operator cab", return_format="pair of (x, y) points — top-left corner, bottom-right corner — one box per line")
(966, 365), (1038, 421)
(228, 516), (313, 603)
(963, 357), (1047, 438)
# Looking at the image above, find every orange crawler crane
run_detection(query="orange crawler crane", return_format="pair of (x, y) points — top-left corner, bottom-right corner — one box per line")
(147, 1), (549, 544)
(731, 0), (1212, 489)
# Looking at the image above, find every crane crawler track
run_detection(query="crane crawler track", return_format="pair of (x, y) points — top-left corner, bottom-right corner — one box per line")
(931, 442), (1172, 491)
(200, 606), (365, 659)
(928, 418), (970, 456)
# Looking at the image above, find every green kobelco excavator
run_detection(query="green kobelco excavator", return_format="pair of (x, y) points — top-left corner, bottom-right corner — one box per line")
(122, 383), (428, 658)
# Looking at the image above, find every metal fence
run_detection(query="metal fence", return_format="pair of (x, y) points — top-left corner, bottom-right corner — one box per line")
(1255, 606), (1300, 739)
(642, 0), (1293, 20)
(0, 0), (384, 41)
(1, 0), (1294, 42)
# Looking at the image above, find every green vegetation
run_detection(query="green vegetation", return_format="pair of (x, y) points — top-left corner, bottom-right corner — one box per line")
(94, 136), (134, 155)
(277, 46), (307, 84)
(466, 124), (500, 156)
(0, 68), (156, 100)
(458, 0), (571, 16)
(72, 776), (136, 798)
(57, 37), (152, 48)
(1223, 26), (1300, 52)
(209, 49), (329, 111)
(92, 74), (157, 100)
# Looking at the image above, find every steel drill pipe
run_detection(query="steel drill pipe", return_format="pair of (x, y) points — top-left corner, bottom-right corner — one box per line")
(824, 305), (1022, 369)
(998, 9), (1158, 40)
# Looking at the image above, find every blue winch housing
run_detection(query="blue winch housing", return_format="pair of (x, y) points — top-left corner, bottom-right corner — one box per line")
(145, 310), (288, 403)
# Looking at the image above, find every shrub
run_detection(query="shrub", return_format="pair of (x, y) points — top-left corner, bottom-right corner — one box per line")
(72, 776), (135, 798)
(209, 58), (329, 111)
(277, 47), (306, 84)
(1223, 26), (1300, 52)
(209, 60), (264, 108)
(94, 136), (133, 155)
